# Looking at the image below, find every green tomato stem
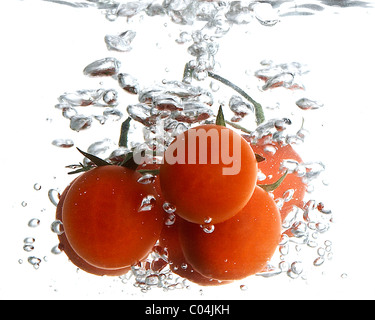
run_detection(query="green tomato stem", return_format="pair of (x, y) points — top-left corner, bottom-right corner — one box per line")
(207, 71), (265, 126)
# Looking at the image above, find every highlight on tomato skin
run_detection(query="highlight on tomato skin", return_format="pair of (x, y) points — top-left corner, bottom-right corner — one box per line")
(249, 135), (307, 221)
(56, 182), (130, 277)
(159, 124), (258, 225)
(61, 165), (165, 270)
(159, 217), (231, 287)
(179, 186), (282, 281)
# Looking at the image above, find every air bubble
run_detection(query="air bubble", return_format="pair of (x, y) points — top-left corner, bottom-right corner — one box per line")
(139, 195), (156, 212)
(165, 213), (176, 226)
(201, 223), (215, 234)
(137, 174), (156, 185)
(83, 57), (121, 77)
(313, 257), (325, 267)
(51, 245), (63, 255)
(28, 218), (40, 228)
(28, 256), (41, 269)
(283, 189), (294, 202)
(52, 139), (74, 148)
(33, 183), (42, 191)
(163, 202), (176, 214)
(51, 220), (64, 235)
(48, 189), (61, 207)
(23, 244), (34, 252)
(24, 237), (35, 244)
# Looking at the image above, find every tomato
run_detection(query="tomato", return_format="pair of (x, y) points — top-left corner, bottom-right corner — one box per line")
(159, 124), (258, 225)
(179, 186), (281, 281)
(62, 165), (164, 270)
(56, 182), (130, 276)
(250, 135), (306, 221)
(159, 217), (230, 286)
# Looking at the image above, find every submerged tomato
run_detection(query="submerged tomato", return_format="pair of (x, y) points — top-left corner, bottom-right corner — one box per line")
(159, 217), (230, 286)
(62, 165), (164, 270)
(56, 182), (130, 276)
(159, 124), (258, 225)
(250, 135), (306, 221)
(179, 186), (281, 281)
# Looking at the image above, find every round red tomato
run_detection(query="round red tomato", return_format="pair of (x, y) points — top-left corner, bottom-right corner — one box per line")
(159, 217), (231, 286)
(159, 124), (258, 225)
(56, 182), (130, 276)
(250, 135), (306, 221)
(62, 165), (164, 270)
(179, 186), (281, 281)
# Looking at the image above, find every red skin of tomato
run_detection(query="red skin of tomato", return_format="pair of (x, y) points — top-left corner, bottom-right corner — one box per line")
(62, 165), (164, 270)
(179, 186), (281, 281)
(159, 217), (231, 286)
(56, 181), (130, 276)
(250, 135), (306, 221)
(159, 124), (258, 225)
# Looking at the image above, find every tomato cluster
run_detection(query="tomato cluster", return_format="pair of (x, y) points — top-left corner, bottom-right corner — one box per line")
(56, 123), (306, 284)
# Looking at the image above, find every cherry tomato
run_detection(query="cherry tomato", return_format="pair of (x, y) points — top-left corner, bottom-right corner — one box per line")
(250, 135), (306, 221)
(159, 217), (230, 286)
(56, 182), (130, 276)
(179, 186), (281, 281)
(62, 165), (164, 270)
(159, 124), (258, 225)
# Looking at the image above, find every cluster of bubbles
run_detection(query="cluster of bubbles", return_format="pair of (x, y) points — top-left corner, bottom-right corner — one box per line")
(18, 0), (346, 293)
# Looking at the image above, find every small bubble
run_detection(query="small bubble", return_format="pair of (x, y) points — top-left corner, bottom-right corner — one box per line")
(283, 189), (294, 202)
(317, 247), (325, 257)
(165, 213), (176, 226)
(51, 220), (64, 235)
(341, 273), (348, 279)
(163, 202), (176, 214)
(21, 201), (28, 207)
(201, 223), (215, 234)
(279, 244), (289, 256)
(33, 183), (42, 191)
(210, 81), (220, 92)
(138, 195), (156, 212)
(324, 240), (332, 247)
(137, 174), (155, 185)
(48, 189), (61, 207)
(313, 257), (325, 267)
(279, 261), (289, 272)
(23, 244), (34, 252)
(51, 245), (63, 255)
(28, 218), (40, 228)
(24, 237), (35, 244)
(204, 216), (212, 224)
(28, 256), (42, 269)
(52, 139), (75, 148)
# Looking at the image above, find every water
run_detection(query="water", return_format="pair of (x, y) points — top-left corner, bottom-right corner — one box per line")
(13, 0), (372, 296)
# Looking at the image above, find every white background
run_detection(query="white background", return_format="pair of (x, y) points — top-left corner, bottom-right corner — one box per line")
(1, 0), (375, 300)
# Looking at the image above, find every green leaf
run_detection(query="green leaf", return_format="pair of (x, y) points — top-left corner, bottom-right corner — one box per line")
(255, 153), (266, 163)
(216, 105), (226, 127)
(137, 168), (160, 176)
(225, 120), (252, 134)
(258, 171), (288, 192)
(120, 152), (138, 171)
(119, 117), (131, 148)
(67, 166), (92, 175)
(76, 148), (110, 167)
(208, 71), (265, 125)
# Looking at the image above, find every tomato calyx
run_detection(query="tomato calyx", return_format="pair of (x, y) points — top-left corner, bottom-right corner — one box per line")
(258, 171), (288, 192)
(215, 105), (226, 127)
